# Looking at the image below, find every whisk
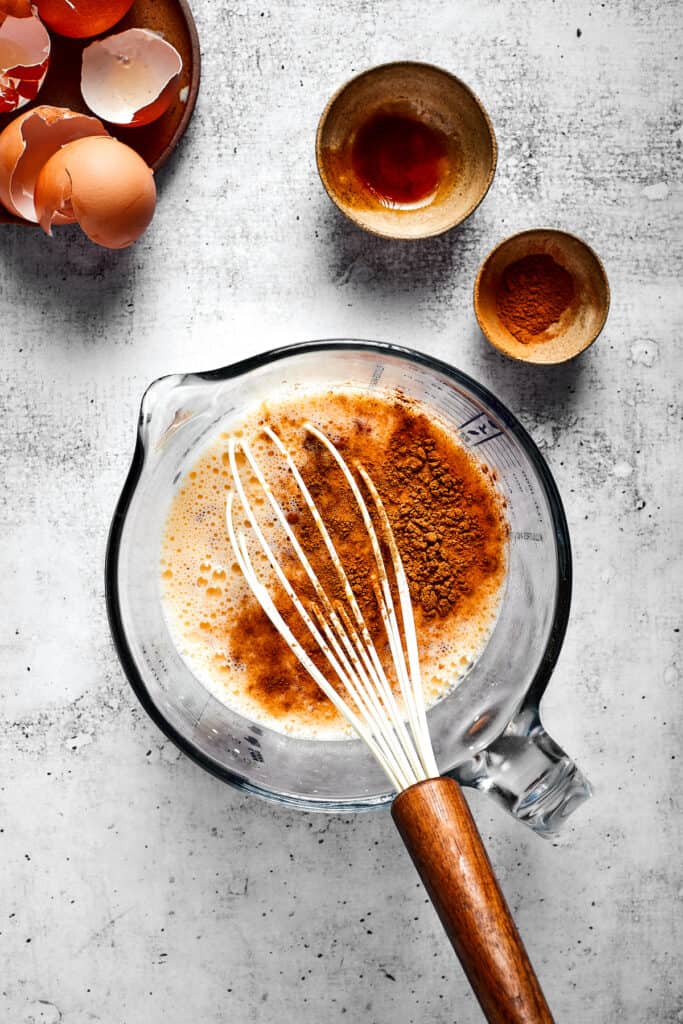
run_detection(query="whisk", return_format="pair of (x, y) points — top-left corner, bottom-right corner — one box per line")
(226, 424), (554, 1024)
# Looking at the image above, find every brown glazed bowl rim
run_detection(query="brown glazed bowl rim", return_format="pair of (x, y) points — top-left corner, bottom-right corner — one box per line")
(315, 60), (498, 241)
(151, 0), (200, 172)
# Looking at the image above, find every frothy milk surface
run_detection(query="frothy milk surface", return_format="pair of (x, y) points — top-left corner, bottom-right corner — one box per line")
(160, 387), (508, 739)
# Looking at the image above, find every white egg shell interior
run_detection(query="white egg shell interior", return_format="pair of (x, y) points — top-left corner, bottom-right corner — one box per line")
(81, 28), (182, 125)
(0, 13), (50, 113)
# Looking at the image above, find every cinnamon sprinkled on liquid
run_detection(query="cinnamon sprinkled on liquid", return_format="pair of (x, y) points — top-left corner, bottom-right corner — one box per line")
(161, 391), (508, 736)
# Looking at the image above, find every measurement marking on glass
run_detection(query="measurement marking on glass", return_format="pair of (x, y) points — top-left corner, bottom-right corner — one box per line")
(369, 364), (385, 388)
(459, 410), (488, 429)
(458, 410), (504, 446)
(192, 696), (211, 729)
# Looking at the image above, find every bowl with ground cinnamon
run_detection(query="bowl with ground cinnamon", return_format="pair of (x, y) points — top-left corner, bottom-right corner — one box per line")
(474, 228), (610, 364)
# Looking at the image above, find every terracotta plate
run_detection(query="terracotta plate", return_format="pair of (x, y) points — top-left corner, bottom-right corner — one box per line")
(0, 0), (200, 226)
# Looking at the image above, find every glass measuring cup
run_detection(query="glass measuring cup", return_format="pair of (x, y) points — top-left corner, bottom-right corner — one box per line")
(106, 340), (591, 834)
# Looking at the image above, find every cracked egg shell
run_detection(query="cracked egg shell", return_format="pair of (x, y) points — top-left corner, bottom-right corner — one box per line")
(81, 28), (183, 128)
(35, 135), (156, 249)
(0, 10), (50, 113)
(0, 1), (33, 18)
(0, 104), (108, 221)
(34, 0), (135, 39)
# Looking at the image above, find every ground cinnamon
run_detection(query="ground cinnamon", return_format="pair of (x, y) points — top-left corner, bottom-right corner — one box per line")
(496, 253), (575, 344)
(228, 398), (507, 725)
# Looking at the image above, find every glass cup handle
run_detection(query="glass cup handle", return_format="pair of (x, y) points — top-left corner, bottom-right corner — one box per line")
(451, 707), (592, 837)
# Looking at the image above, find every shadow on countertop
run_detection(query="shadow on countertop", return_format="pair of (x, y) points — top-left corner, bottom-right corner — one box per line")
(0, 222), (137, 327)
(318, 200), (485, 299)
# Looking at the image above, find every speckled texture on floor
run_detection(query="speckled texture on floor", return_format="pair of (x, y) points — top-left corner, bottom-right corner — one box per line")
(1, 2), (681, 1022)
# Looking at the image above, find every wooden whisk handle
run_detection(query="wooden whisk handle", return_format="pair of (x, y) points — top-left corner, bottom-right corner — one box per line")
(392, 777), (554, 1024)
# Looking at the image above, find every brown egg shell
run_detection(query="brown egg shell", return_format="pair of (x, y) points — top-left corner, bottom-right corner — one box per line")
(0, 12), (50, 113)
(80, 28), (182, 128)
(34, 0), (136, 39)
(35, 134), (156, 249)
(0, 103), (108, 220)
(0, 1), (33, 18)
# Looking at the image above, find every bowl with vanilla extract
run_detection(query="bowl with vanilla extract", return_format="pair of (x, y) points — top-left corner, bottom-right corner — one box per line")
(474, 228), (610, 364)
(316, 62), (497, 240)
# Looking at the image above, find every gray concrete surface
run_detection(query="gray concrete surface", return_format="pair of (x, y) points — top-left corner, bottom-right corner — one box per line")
(1, 1), (681, 1022)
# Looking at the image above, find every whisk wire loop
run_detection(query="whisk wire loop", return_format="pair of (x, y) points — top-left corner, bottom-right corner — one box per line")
(305, 424), (438, 778)
(229, 439), (419, 788)
(226, 426), (440, 793)
(226, 491), (406, 790)
(256, 428), (425, 782)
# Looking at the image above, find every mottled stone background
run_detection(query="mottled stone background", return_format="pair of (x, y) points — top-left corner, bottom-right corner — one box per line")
(1, 2), (681, 1022)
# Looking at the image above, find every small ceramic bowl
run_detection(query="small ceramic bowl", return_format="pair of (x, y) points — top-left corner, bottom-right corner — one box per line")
(316, 61), (497, 240)
(474, 229), (610, 364)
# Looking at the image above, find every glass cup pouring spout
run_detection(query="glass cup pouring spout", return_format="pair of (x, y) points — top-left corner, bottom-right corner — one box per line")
(138, 372), (225, 457)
